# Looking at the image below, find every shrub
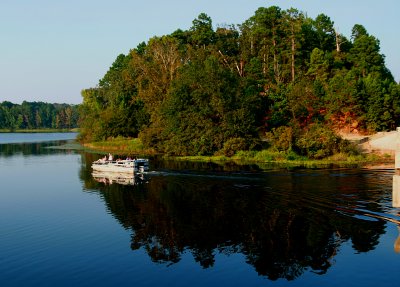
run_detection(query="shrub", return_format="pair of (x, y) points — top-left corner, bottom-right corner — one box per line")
(285, 150), (305, 161)
(221, 137), (248, 157)
(139, 126), (164, 151)
(265, 126), (294, 151)
(337, 139), (360, 156)
(295, 124), (341, 159)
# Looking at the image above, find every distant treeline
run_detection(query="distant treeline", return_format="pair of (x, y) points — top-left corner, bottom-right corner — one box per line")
(0, 101), (79, 130)
(79, 6), (400, 157)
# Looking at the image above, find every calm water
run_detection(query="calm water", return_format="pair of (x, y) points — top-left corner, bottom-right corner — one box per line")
(1, 134), (400, 287)
(0, 132), (78, 144)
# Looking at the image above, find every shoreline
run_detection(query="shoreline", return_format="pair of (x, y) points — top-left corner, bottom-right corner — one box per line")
(76, 138), (395, 169)
(0, 128), (79, 133)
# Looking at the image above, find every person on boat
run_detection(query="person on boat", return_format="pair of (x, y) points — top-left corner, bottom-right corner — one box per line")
(108, 153), (113, 161)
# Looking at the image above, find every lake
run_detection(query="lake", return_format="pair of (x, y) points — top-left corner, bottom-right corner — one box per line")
(1, 133), (400, 287)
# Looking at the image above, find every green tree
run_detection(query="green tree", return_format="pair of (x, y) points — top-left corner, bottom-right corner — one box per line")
(157, 55), (260, 155)
(348, 26), (386, 77)
(362, 74), (398, 131)
(79, 50), (149, 141)
(281, 8), (305, 82)
(240, 6), (283, 83)
(351, 24), (367, 41)
(325, 69), (362, 130)
(313, 14), (336, 52)
(307, 48), (333, 87)
(190, 13), (214, 48)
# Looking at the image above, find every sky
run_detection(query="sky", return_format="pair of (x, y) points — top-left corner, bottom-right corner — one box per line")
(0, 0), (399, 105)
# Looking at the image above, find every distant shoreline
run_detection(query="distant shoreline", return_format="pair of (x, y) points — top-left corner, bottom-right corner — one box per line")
(0, 128), (79, 133)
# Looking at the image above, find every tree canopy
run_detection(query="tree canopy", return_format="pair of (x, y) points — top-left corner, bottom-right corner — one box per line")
(79, 6), (400, 157)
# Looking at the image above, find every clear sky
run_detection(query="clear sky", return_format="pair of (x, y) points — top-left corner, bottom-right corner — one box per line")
(1, 0), (398, 104)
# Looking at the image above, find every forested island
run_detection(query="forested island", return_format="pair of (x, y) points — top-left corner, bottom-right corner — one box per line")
(0, 101), (79, 131)
(79, 6), (400, 160)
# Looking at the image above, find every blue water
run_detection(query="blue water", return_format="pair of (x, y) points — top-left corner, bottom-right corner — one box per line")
(0, 134), (400, 286)
(0, 132), (77, 144)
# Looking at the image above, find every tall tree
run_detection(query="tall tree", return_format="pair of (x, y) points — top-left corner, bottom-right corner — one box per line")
(241, 6), (283, 83)
(351, 24), (368, 41)
(282, 8), (304, 82)
(348, 29), (385, 77)
(313, 14), (336, 52)
(190, 13), (214, 48)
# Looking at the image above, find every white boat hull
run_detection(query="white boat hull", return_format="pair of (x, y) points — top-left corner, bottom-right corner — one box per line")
(91, 159), (149, 174)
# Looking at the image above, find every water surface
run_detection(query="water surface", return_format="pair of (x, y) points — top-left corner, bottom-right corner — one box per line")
(0, 132), (77, 144)
(0, 134), (399, 286)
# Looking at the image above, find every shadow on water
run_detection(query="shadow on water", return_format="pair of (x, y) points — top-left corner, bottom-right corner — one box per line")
(80, 152), (396, 281)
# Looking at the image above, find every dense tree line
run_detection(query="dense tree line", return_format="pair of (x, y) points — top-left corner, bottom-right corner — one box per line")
(79, 6), (400, 157)
(0, 101), (79, 130)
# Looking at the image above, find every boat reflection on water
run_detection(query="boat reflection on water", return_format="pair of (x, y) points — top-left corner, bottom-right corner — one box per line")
(92, 171), (148, 186)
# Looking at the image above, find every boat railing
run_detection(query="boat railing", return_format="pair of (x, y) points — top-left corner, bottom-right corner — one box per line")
(93, 158), (149, 166)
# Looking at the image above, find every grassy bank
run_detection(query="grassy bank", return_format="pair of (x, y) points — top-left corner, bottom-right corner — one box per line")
(83, 137), (157, 155)
(83, 137), (393, 168)
(171, 150), (392, 168)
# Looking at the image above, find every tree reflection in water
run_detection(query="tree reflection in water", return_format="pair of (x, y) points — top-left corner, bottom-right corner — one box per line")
(0, 141), (71, 157)
(81, 155), (388, 281)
